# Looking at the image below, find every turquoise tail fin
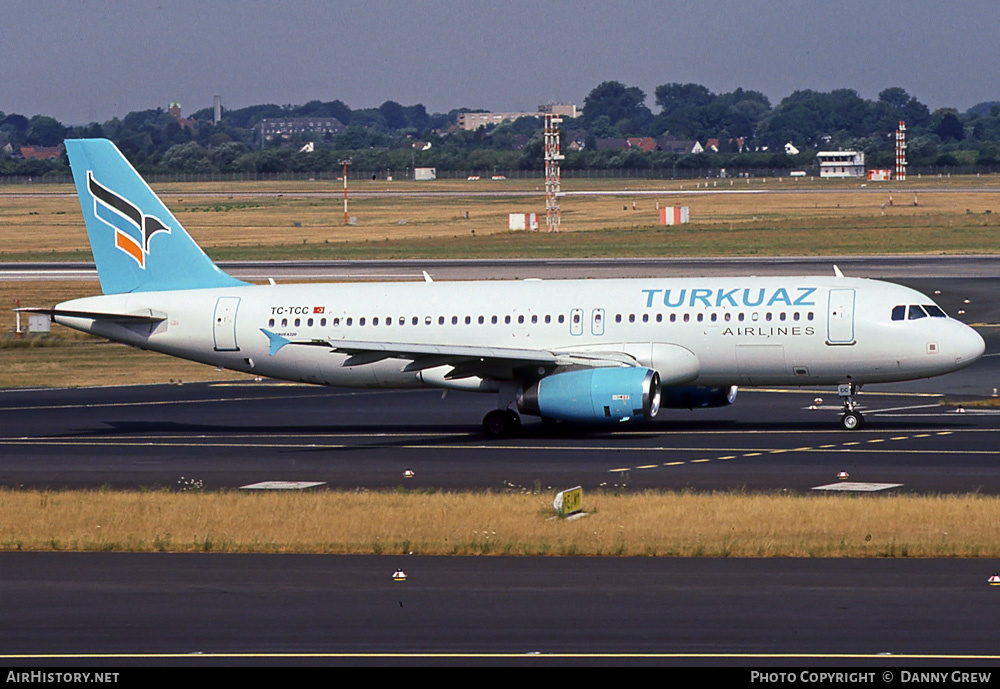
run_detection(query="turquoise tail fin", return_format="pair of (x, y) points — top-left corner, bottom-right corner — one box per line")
(65, 138), (247, 294)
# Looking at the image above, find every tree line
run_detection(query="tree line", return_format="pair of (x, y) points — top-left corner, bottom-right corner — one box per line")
(2, 81), (999, 178)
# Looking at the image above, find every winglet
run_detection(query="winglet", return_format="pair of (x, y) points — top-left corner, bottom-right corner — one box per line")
(260, 329), (290, 356)
(833, 265), (844, 278)
(422, 270), (433, 283)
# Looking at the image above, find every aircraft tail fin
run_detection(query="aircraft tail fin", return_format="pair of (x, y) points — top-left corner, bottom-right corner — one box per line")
(65, 138), (247, 294)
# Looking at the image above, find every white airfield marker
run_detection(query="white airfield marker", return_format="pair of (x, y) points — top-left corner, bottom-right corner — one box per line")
(240, 481), (327, 490)
(812, 482), (903, 492)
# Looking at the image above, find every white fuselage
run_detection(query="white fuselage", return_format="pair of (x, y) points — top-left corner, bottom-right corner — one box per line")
(53, 275), (985, 393)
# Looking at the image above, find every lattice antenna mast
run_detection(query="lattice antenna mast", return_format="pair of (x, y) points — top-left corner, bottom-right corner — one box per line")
(544, 113), (564, 232)
(895, 121), (907, 181)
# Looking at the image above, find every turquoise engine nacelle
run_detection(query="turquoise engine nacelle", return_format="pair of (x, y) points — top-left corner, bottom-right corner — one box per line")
(518, 368), (661, 423)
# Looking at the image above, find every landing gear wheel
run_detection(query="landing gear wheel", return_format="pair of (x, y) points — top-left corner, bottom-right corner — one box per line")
(840, 411), (864, 431)
(504, 409), (521, 436)
(483, 409), (521, 438)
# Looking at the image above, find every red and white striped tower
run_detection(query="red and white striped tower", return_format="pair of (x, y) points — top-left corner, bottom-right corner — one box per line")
(895, 121), (907, 181)
(339, 159), (351, 224)
(544, 113), (563, 232)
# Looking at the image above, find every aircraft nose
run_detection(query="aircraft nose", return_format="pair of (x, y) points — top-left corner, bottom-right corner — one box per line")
(954, 323), (986, 367)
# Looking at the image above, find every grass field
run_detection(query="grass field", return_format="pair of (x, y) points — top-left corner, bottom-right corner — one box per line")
(2, 489), (997, 558)
(2, 175), (999, 262)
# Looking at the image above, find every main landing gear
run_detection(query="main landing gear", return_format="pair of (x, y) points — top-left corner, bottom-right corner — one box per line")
(482, 409), (521, 438)
(482, 381), (522, 438)
(838, 383), (864, 431)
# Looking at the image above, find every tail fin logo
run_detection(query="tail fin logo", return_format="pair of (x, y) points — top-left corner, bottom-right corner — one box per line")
(87, 170), (171, 269)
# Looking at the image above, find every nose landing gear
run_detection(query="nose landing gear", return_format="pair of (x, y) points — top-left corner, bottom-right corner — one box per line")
(838, 383), (865, 430)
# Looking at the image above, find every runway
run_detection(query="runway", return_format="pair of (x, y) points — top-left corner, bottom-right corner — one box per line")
(2, 361), (999, 494)
(2, 554), (998, 665)
(3, 257), (1000, 664)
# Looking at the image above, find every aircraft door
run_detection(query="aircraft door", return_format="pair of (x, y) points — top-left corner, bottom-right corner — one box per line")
(826, 289), (856, 345)
(591, 308), (605, 336)
(570, 308), (584, 336)
(213, 296), (241, 351)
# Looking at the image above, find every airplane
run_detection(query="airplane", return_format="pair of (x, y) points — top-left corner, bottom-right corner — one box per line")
(27, 139), (986, 437)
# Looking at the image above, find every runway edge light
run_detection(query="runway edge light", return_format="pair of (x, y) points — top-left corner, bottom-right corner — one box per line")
(393, 569), (407, 582)
(988, 573), (1000, 586)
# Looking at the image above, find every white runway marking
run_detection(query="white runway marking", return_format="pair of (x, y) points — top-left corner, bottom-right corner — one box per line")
(240, 481), (326, 490)
(812, 482), (903, 492)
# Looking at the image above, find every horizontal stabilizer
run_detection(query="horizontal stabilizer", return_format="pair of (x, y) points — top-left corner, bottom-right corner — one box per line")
(16, 307), (166, 324)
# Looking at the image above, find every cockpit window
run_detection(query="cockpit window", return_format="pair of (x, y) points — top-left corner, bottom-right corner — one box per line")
(891, 305), (906, 321)
(908, 304), (928, 320)
(924, 304), (947, 318)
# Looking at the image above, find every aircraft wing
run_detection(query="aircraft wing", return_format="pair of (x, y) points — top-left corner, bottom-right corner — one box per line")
(260, 329), (639, 380)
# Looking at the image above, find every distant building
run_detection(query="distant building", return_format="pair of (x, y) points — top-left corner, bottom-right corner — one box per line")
(656, 138), (704, 154)
(18, 145), (63, 160)
(538, 103), (578, 118)
(457, 103), (578, 131)
(626, 137), (657, 152)
(706, 137), (747, 153)
(817, 150), (865, 178)
(594, 138), (627, 151)
(168, 103), (195, 130)
(256, 117), (345, 145)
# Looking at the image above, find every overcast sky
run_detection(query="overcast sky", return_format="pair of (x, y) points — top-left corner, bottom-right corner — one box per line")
(4, 0), (998, 125)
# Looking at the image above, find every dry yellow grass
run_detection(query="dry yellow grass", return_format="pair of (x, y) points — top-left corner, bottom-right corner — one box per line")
(1, 489), (997, 557)
(2, 177), (1000, 259)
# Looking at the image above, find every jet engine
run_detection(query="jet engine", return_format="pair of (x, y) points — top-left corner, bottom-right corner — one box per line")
(518, 368), (660, 423)
(660, 385), (738, 409)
